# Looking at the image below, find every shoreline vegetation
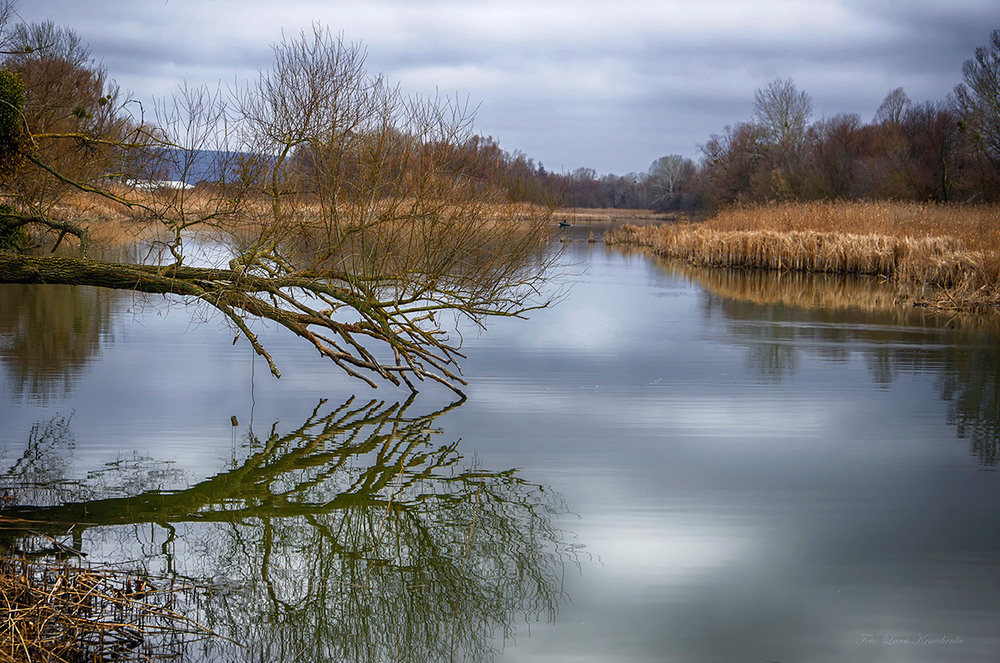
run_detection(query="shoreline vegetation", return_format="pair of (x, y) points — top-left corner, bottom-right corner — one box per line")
(0, 547), (215, 662)
(603, 201), (1000, 315)
(38, 189), (557, 249)
(27, 196), (1000, 317)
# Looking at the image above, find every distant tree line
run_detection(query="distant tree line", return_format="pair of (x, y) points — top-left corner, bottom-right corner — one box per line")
(3, 3), (997, 219)
(488, 29), (1000, 212)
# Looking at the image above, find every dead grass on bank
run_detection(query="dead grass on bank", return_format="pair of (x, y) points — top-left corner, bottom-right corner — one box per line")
(43, 188), (556, 249)
(606, 201), (1000, 314)
(705, 200), (1000, 253)
(0, 549), (215, 663)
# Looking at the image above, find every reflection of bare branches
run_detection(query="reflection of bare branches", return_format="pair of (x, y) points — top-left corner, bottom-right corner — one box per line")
(937, 349), (1000, 466)
(2, 397), (578, 662)
(1, 413), (76, 507)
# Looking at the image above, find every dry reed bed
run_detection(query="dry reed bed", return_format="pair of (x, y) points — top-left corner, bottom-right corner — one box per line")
(705, 201), (1000, 251)
(0, 551), (214, 662)
(47, 189), (552, 248)
(606, 202), (1000, 313)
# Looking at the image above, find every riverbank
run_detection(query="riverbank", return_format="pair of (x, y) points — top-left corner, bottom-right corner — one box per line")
(551, 208), (676, 241)
(27, 190), (558, 250)
(605, 201), (1000, 314)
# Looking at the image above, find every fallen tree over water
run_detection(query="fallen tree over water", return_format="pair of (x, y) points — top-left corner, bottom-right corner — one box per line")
(0, 22), (556, 396)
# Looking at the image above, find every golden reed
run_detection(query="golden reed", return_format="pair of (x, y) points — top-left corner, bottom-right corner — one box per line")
(606, 201), (1000, 313)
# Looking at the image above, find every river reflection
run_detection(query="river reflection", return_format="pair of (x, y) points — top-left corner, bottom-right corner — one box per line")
(1, 397), (576, 662)
(0, 285), (118, 401)
(2, 245), (1000, 662)
(0, 242), (165, 403)
(670, 262), (1000, 466)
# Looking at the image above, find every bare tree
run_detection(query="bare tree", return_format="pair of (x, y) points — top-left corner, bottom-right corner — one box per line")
(698, 122), (769, 207)
(954, 29), (1000, 185)
(752, 78), (813, 150)
(0, 11), (133, 251)
(807, 113), (862, 198)
(873, 86), (911, 125)
(0, 22), (555, 395)
(647, 154), (695, 209)
(6, 19), (92, 67)
(751, 79), (814, 199)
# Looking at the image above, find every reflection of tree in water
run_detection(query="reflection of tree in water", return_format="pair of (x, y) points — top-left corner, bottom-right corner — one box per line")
(0, 283), (117, 400)
(2, 414), (76, 504)
(0, 243), (164, 401)
(1, 397), (577, 662)
(937, 347), (1000, 466)
(712, 313), (800, 381)
(684, 264), (1000, 466)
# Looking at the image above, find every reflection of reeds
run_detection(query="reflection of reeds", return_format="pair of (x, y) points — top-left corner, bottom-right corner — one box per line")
(666, 261), (901, 313)
(606, 202), (1000, 313)
(0, 551), (214, 662)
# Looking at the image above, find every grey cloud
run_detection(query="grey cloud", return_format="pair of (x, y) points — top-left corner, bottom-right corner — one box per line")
(8, 0), (997, 174)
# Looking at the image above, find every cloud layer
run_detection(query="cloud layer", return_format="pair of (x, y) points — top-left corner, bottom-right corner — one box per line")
(13, 0), (998, 174)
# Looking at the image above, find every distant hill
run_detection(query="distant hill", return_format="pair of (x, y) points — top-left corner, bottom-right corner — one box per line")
(140, 148), (266, 185)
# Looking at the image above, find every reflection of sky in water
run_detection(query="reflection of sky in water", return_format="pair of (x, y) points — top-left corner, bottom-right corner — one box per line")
(445, 244), (1000, 662)
(1, 243), (998, 662)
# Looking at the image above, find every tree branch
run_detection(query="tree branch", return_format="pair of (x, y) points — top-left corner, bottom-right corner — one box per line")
(0, 253), (487, 394)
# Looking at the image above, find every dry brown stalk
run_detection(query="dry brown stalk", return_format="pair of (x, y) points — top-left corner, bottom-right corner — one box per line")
(0, 551), (216, 663)
(605, 201), (1000, 313)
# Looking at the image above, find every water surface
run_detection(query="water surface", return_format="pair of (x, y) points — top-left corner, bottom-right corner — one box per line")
(1, 243), (998, 661)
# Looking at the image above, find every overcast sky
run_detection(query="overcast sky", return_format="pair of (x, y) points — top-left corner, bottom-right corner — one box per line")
(13, 0), (1000, 175)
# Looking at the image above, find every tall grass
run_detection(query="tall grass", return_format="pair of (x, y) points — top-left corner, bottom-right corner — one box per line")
(41, 189), (552, 250)
(606, 201), (1000, 313)
(705, 201), (1000, 253)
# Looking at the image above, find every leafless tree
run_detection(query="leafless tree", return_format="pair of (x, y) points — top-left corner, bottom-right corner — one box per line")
(873, 86), (911, 125)
(954, 28), (1000, 190)
(753, 78), (813, 150)
(0, 19), (555, 395)
(647, 154), (695, 209)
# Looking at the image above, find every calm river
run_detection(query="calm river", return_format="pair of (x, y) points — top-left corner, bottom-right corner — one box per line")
(1, 242), (998, 662)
